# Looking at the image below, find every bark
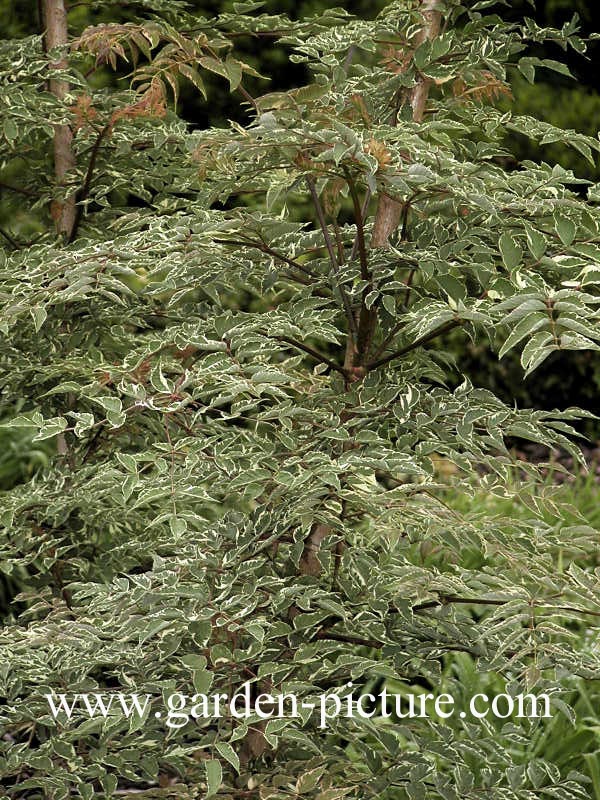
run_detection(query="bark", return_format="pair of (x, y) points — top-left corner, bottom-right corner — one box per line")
(42, 0), (77, 238)
(410, 0), (443, 124)
(298, 522), (330, 576)
(370, 0), (443, 249)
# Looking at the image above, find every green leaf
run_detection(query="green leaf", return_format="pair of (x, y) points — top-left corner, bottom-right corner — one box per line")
(33, 416), (68, 441)
(193, 668), (214, 694)
(215, 742), (240, 774)
(205, 759), (222, 798)
(498, 312), (548, 359)
(382, 294), (396, 315)
(30, 305), (47, 332)
(4, 118), (17, 142)
(499, 233), (522, 270)
(225, 55), (243, 92)
(251, 369), (291, 385)
(178, 64), (207, 99)
(554, 214), (576, 247)
(524, 224), (546, 261)
(199, 56), (229, 79)
(521, 330), (556, 374)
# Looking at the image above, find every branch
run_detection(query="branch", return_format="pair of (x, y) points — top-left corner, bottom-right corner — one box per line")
(367, 318), (461, 370)
(369, 1), (442, 249)
(304, 177), (358, 345)
(350, 187), (371, 263)
(214, 237), (317, 278)
(0, 180), (38, 198)
(403, 266), (416, 308)
(315, 630), (382, 649)
(0, 228), (20, 249)
(333, 220), (345, 266)
(369, 320), (406, 363)
(412, 594), (600, 620)
(274, 335), (348, 378)
(306, 176), (338, 271)
(413, 595), (505, 613)
(236, 83), (259, 115)
(344, 167), (369, 283)
(315, 628), (478, 655)
(67, 122), (111, 243)
(343, 167), (377, 367)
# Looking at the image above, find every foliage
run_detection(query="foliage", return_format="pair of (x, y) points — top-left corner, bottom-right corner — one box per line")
(2, 1), (600, 798)
(505, 75), (600, 182)
(440, 327), (600, 435)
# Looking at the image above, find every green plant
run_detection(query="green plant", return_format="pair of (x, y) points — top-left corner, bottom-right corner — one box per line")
(2, 1), (600, 798)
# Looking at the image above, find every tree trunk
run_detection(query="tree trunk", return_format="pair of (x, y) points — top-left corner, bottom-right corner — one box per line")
(370, 0), (442, 248)
(410, 0), (443, 124)
(42, 0), (76, 238)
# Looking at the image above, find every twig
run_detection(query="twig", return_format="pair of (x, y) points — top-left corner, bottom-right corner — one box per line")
(0, 228), (20, 249)
(274, 335), (347, 378)
(369, 320), (406, 363)
(350, 188), (371, 262)
(0, 180), (38, 198)
(42, 0), (77, 238)
(68, 122), (111, 243)
(344, 167), (370, 283)
(413, 595), (506, 612)
(343, 45), (356, 71)
(306, 176), (338, 271)
(333, 220), (345, 265)
(413, 594), (600, 620)
(344, 168), (377, 366)
(237, 83), (259, 115)
(368, 318), (461, 369)
(214, 237), (317, 279)
(403, 266), (416, 308)
(411, 1), (443, 123)
(315, 630), (382, 649)
(304, 177), (358, 344)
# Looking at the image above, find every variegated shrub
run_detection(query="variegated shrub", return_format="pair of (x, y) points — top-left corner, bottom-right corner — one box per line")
(1, 1), (600, 798)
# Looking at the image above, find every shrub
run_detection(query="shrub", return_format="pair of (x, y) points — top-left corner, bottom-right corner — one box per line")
(2, 1), (600, 798)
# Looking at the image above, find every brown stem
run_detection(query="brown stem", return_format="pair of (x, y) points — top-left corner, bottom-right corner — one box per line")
(368, 318), (460, 370)
(412, 595), (506, 613)
(412, 594), (600, 620)
(411, 0), (443, 124)
(214, 237), (317, 278)
(315, 630), (382, 649)
(237, 83), (258, 114)
(0, 228), (20, 249)
(403, 266), (417, 307)
(274, 336), (348, 378)
(345, 168), (376, 366)
(42, 0), (77, 239)
(299, 3), (443, 577)
(350, 188), (371, 262)
(369, 0), (442, 249)
(370, 320), (406, 363)
(333, 220), (345, 265)
(67, 123), (111, 243)
(344, 168), (370, 283)
(305, 177), (358, 344)
(306, 176), (338, 271)
(299, 522), (331, 576)
(0, 180), (38, 198)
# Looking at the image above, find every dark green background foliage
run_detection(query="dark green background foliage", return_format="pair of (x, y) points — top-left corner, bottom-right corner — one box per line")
(2, 1), (600, 799)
